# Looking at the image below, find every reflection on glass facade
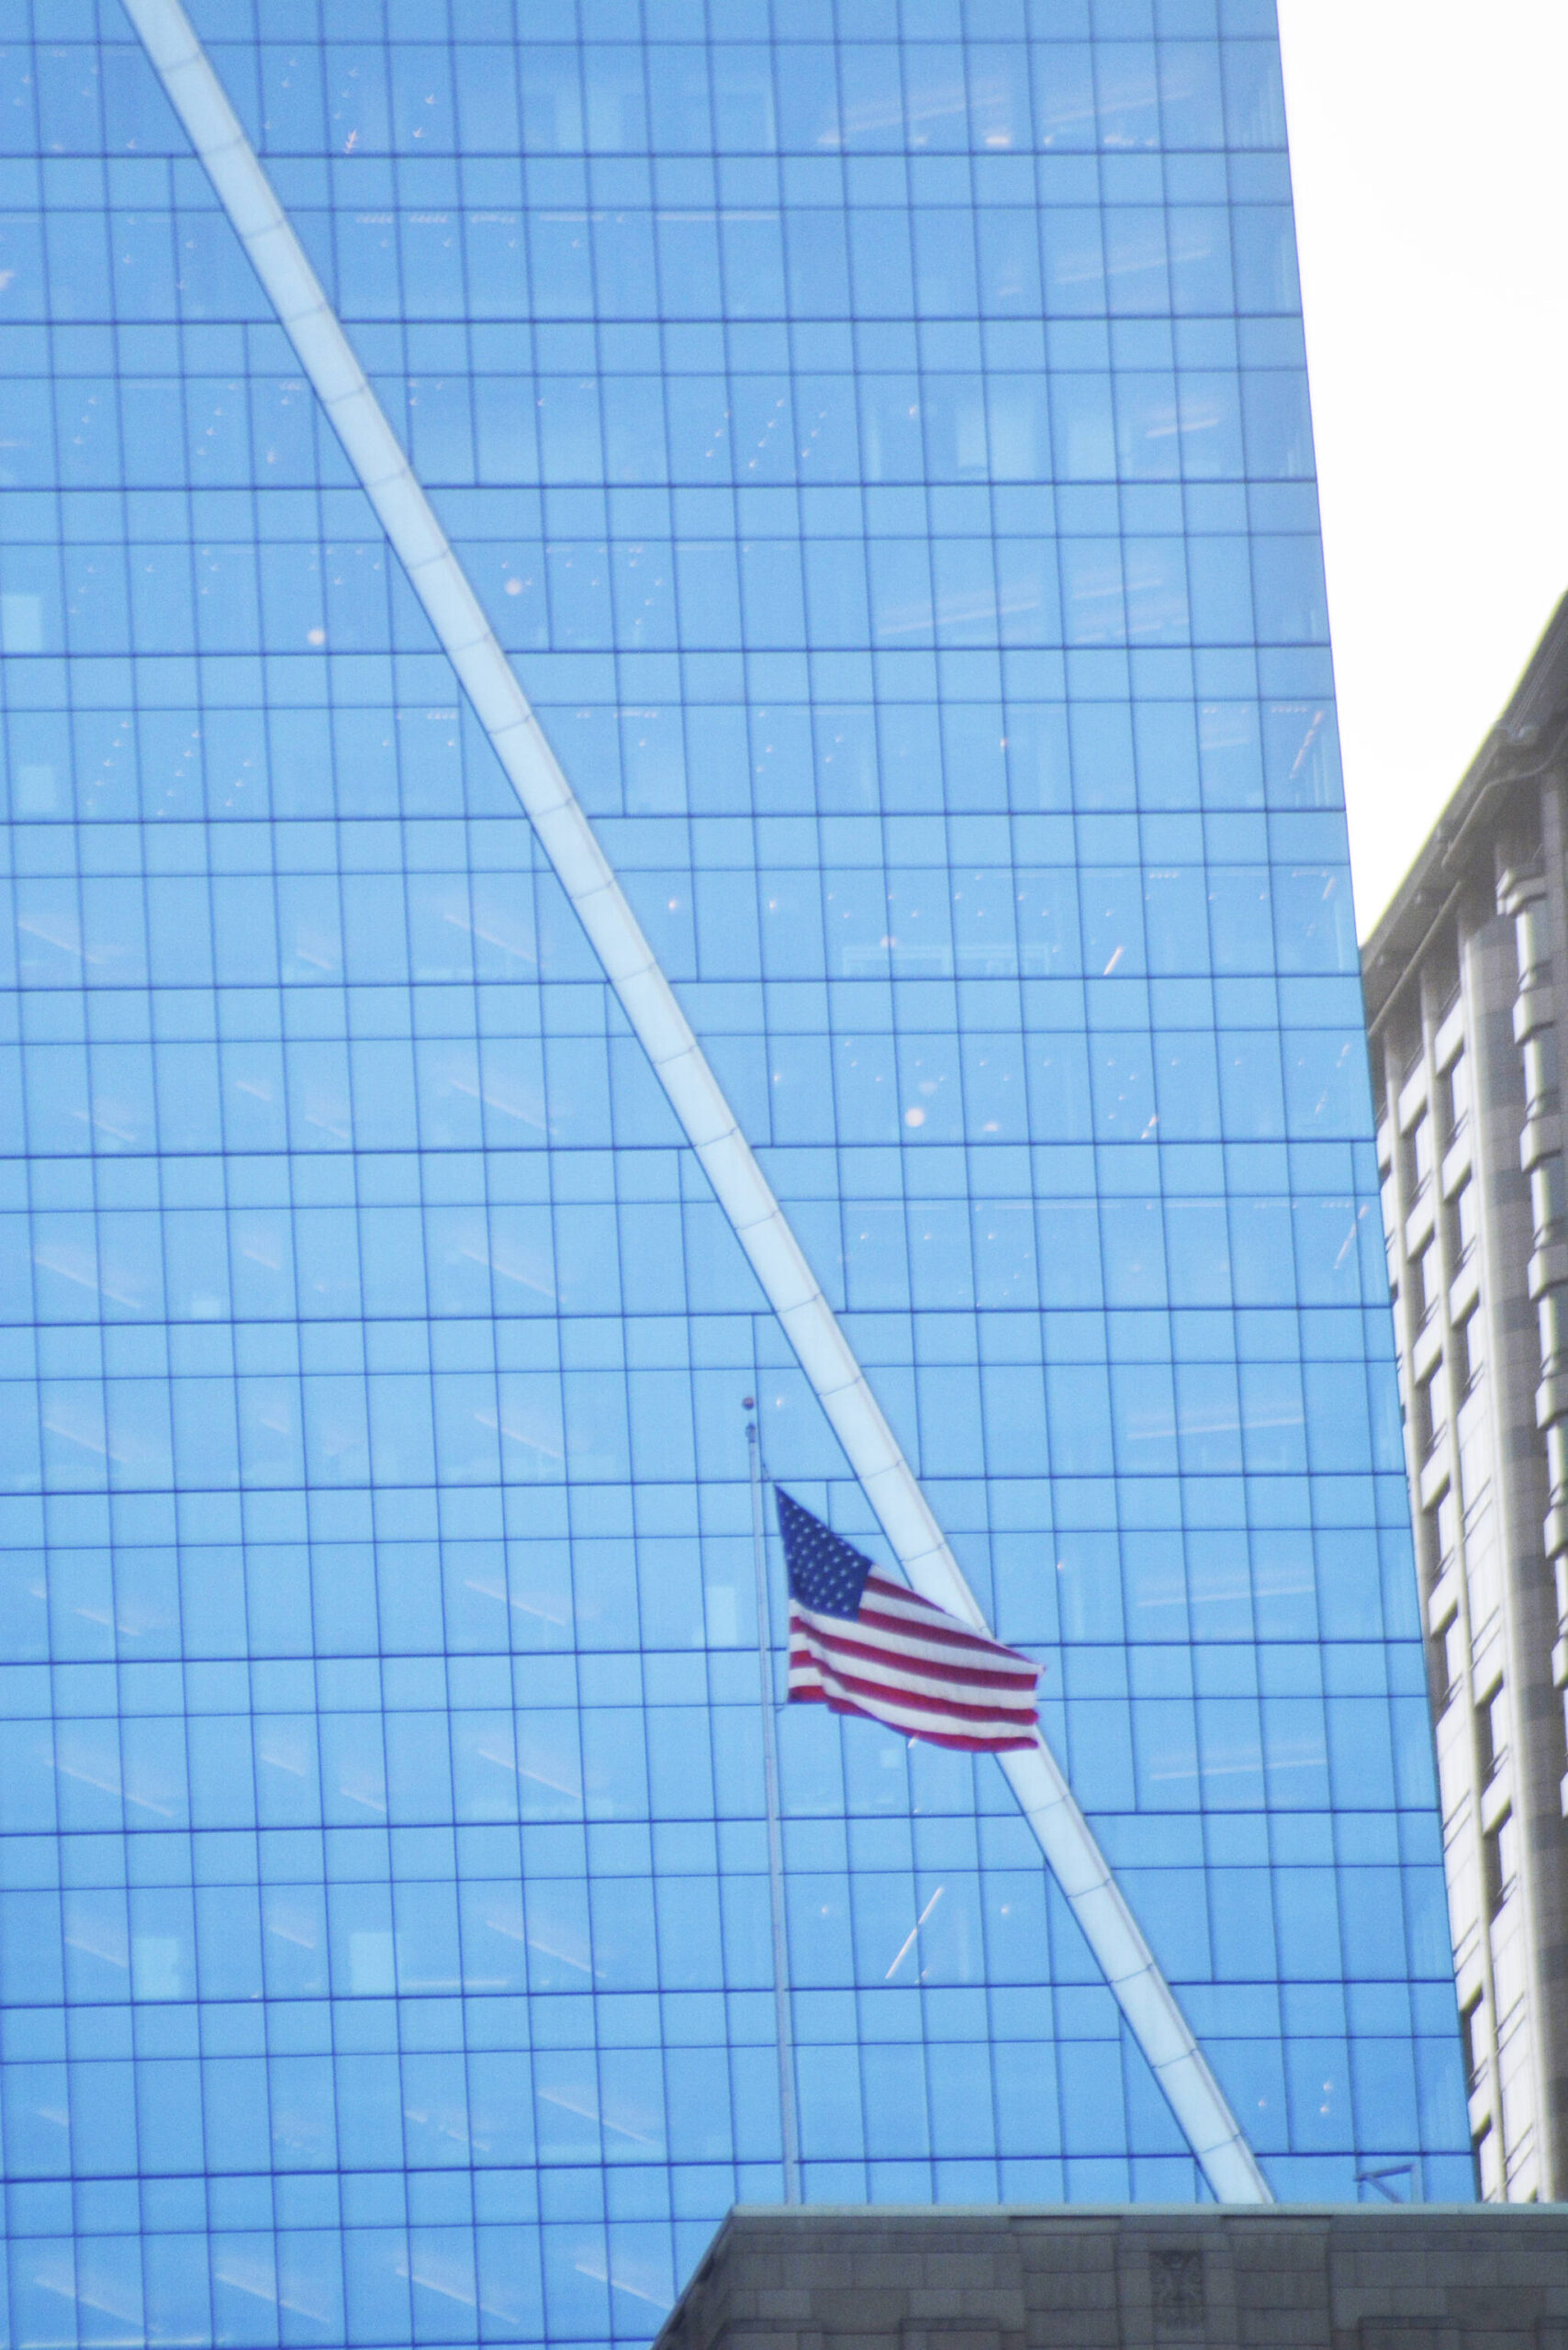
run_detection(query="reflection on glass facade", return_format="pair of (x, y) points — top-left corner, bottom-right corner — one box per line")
(0, 3), (1470, 2345)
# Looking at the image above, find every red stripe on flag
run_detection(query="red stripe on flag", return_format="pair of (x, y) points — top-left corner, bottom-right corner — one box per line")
(788, 1583), (1041, 1753)
(795, 1622), (1036, 1694)
(786, 1680), (1024, 1753)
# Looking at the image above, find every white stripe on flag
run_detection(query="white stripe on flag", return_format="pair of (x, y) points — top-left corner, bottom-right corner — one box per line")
(798, 1624), (1036, 1686)
(790, 1628), (1037, 1708)
(788, 1587), (1040, 1752)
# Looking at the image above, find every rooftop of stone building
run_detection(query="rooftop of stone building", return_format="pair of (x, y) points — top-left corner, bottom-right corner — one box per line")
(656, 2203), (1568, 2350)
(1362, 587), (1568, 1028)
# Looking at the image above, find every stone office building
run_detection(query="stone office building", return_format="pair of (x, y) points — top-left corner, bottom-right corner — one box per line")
(1362, 592), (1568, 2199)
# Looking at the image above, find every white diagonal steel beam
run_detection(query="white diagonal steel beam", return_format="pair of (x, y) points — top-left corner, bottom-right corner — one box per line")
(125, 0), (1271, 2204)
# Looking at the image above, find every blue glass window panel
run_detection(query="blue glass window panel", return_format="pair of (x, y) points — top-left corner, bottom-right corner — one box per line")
(0, 7), (1472, 2335)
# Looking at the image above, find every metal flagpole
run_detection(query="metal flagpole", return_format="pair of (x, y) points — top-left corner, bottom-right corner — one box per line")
(745, 1399), (801, 2205)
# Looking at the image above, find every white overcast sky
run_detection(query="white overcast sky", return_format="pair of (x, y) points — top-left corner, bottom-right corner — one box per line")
(1274, 0), (1568, 938)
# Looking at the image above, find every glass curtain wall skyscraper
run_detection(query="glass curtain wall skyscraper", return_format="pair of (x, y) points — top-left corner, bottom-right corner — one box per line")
(0, 3), (1470, 2346)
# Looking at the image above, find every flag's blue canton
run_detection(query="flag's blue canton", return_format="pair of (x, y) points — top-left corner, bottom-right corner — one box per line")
(776, 1489), (875, 1620)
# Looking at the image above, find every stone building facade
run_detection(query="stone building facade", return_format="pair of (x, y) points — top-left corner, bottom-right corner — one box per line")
(1362, 592), (1568, 2199)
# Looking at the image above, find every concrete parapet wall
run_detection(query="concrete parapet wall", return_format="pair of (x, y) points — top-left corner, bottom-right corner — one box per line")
(655, 2208), (1568, 2350)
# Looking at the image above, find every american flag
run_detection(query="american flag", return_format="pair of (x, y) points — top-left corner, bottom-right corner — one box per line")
(777, 1489), (1040, 1754)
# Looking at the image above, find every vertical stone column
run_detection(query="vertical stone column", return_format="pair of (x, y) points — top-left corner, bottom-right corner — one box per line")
(1512, 778), (1568, 2193)
(1457, 869), (1541, 2199)
(1471, 818), (1554, 2199)
(1377, 920), (1497, 2187)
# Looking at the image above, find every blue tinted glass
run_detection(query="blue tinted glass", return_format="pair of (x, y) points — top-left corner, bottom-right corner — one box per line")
(0, 6), (1468, 2345)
